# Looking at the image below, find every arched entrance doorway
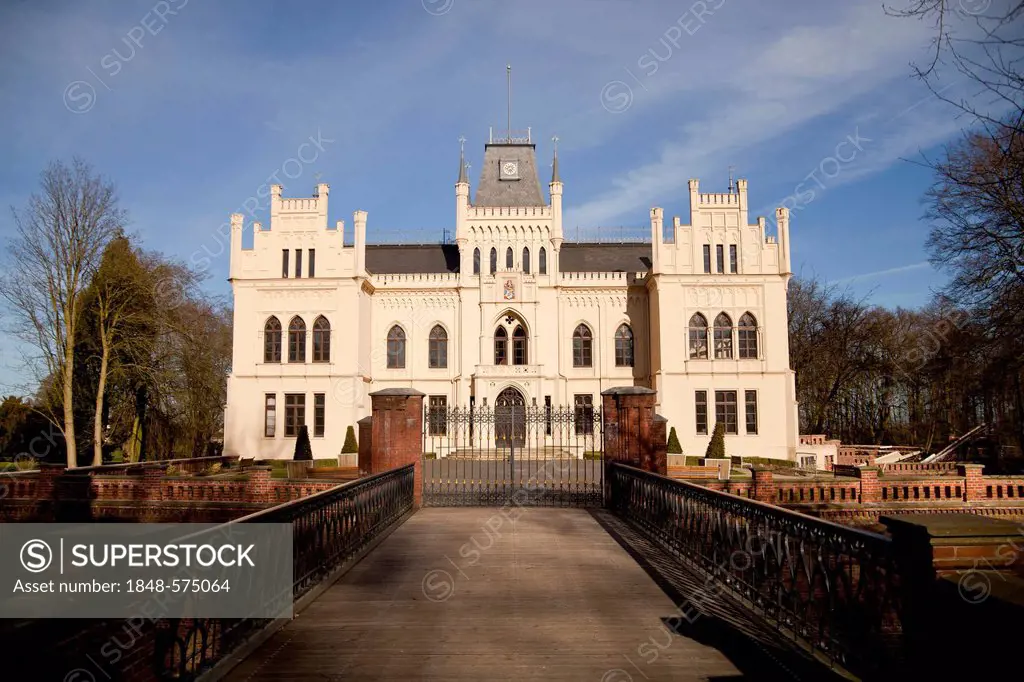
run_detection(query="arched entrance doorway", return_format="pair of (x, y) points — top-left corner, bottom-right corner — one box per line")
(494, 386), (526, 449)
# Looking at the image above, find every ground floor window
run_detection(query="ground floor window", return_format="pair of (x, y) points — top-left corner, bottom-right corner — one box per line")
(264, 394), (276, 437)
(574, 394), (594, 435)
(314, 393), (325, 437)
(544, 395), (552, 435)
(715, 390), (738, 435)
(428, 395), (448, 436)
(285, 393), (305, 437)
(695, 390), (708, 435)
(745, 390), (758, 435)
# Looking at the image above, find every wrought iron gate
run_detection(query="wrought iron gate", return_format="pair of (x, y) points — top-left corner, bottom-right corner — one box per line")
(422, 394), (603, 507)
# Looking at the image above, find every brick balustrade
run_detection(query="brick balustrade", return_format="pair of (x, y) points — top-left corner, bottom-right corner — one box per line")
(0, 462), (341, 522)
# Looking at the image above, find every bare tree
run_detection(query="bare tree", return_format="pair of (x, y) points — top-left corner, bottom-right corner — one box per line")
(0, 159), (125, 466)
(884, 1), (1023, 129)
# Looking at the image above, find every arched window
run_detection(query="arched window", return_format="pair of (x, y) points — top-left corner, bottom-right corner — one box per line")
(522, 247), (531, 274)
(615, 324), (634, 367)
(387, 326), (406, 368)
(312, 316), (331, 363)
(539, 247), (547, 275)
(714, 312), (733, 359)
(494, 326), (508, 365)
(513, 325), (528, 365)
(264, 317), (282, 363)
(506, 247), (514, 269)
(572, 324), (593, 367)
(288, 316), (306, 363)
(688, 314), (708, 359)
(473, 248), (481, 275)
(738, 312), (758, 359)
(429, 325), (448, 368)
(490, 247), (497, 274)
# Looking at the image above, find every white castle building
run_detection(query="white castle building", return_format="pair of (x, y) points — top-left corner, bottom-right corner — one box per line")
(223, 128), (799, 461)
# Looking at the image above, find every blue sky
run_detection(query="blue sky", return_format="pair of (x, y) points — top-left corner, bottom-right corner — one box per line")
(0, 0), (989, 393)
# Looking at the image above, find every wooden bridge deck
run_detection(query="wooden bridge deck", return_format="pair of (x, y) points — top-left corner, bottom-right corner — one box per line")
(224, 508), (770, 681)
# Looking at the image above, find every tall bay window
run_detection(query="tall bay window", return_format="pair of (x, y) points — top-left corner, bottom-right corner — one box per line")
(288, 316), (306, 363)
(387, 325), (406, 369)
(264, 317), (282, 363)
(614, 324), (634, 367)
(738, 312), (758, 359)
(312, 316), (331, 363)
(688, 313), (708, 359)
(713, 312), (733, 359)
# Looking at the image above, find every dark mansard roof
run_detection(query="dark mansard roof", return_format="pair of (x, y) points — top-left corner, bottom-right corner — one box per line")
(364, 243), (651, 275)
(473, 143), (547, 207)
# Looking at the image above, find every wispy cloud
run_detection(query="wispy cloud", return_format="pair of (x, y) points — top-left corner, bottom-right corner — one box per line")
(829, 261), (932, 285)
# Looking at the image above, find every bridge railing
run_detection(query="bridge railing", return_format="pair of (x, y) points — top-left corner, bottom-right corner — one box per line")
(608, 462), (904, 677)
(157, 463), (415, 680)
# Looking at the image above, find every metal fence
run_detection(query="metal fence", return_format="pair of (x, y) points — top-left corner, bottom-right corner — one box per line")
(423, 404), (604, 507)
(607, 463), (905, 678)
(155, 464), (415, 680)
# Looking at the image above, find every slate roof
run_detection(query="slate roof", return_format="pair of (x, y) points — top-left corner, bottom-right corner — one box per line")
(365, 245), (460, 274)
(364, 243), (651, 275)
(559, 243), (652, 272)
(473, 143), (547, 207)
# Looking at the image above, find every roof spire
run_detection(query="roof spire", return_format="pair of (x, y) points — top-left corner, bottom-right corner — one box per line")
(728, 164), (735, 193)
(457, 135), (468, 184)
(506, 64), (512, 142)
(551, 135), (561, 183)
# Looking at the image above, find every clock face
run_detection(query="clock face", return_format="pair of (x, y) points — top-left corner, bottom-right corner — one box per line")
(501, 161), (518, 178)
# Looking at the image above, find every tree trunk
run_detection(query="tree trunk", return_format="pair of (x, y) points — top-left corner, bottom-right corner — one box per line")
(92, 332), (110, 467)
(63, 338), (76, 467)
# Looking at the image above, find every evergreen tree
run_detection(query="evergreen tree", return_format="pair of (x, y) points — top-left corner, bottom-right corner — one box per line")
(341, 425), (358, 453)
(293, 424), (313, 461)
(666, 427), (683, 454)
(705, 422), (726, 459)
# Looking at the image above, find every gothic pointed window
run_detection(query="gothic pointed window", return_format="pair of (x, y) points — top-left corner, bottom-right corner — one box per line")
(714, 312), (733, 359)
(539, 247), (547, 275)
(506, 247), (514, 269)
(288, 316), (306, 363)
(490, 247), (497, 274)
(387, 325), (406, 369)
(512, 325), (528, 365)
(688, 313), (708, 359)
(522, 247), (531, 274)
(473, 248), (481, 275)
(738, 312), (758, 359)
(429, 325), (448, 368)
(572, 324), (593, 367)
(615, 324), (634, 367)
(494, 326), (508, 365)
(312, 316), (331, 363)
(264, 317), (282, 363)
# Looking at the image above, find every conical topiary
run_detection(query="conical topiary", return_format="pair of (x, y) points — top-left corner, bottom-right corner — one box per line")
(293, 424), (313, 461)
(666, 427), (683, 454)
(705, 422), (726, 459)
(341, 425), (358, 454)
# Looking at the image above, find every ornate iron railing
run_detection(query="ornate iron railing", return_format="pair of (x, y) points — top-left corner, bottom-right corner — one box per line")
(608, 463), (905, 677)
(155, 463), (415, 680)
(423, 404), (603, 507)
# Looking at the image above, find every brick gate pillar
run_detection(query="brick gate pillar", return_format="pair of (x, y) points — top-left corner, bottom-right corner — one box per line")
(357, 415), (373, 477)
(369, 388), (425, 507)
(601, 387), (659, 472)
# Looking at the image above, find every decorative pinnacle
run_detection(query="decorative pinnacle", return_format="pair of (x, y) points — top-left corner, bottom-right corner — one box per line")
(457, 135), (468, 184)
(551, 135), (561, 183)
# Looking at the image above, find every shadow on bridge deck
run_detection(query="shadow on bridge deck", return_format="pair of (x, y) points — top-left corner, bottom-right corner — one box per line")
(224, 509), (828, 681)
